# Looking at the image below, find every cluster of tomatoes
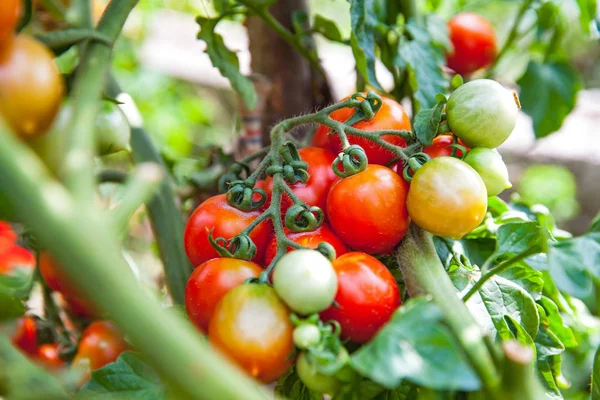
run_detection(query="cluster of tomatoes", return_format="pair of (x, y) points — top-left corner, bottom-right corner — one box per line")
(183, 75), (518, 392)
(1, 222), (129, 381)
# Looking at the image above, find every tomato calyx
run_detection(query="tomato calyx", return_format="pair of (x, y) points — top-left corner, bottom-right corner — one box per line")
(331, 145), (368, 178)
(225, 180), (267, 211)
(284, 204), (324, 233)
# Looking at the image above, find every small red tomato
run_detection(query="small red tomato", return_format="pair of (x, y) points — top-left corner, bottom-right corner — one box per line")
(185, 258), (263, 333)
(0, 244), (35, 274)
(12, 316), (38, 355)
(0, 0), (20, 46)
(423, 135), (468, 159)
(327, 165), (409, 254)
(264, 147), (337, 215)
(320, 252), (400, 343)
(184, 194), (273, 267)
(36, 343), (65, 369)
(446, 13), (497, 75)
(317, 95), (411, 165)
(209, 284), (294, 383)
(264, 223), (348, 266)
(311, 127), (329, 148)
(0, 221), (17, 242)
(73, 321), (129, 371)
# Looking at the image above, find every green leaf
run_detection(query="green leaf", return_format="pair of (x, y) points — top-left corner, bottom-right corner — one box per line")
(0, 269), (32, 321)
(313, 14), (344, 42)
(592, 347), (600, 400)
(78, 352), (165, 399)
(349, 0), (385, 91)
(535, 306), (566, 359)
(412, 97), (445, 146)
(538, 296), (577, 348)
(498, 263), (544, 300)
(196, 17), (257, 109)
(0, 336), (69, 399)
(547, 232), (600, 298)
(275, 369), (322, 400)
(576, 0), (598, 33)
(517, 61), (582, 139)
(495, 221), (547, 257)
(334, 379), (386, 400)
(350, 298), (480, 391)
(504, 315), (536, 352)
(424, 15), (451, 52)
(395, 21), (447, 112)
(537, 357), (563, 399)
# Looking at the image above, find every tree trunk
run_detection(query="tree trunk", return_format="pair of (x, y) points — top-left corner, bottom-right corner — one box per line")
(246, 0), (333, 144)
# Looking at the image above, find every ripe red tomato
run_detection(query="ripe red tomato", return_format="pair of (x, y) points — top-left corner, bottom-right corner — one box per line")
(73, 321), (129, 371)
(264, 147), (337, 215)
(208, 284), (294, 383)
(423, 135), (468, 159)
(185, 258), (262, 333)
(446, 13), (497, 75)
(311, 127), (329, 148)
(320, 252), (400, 343)
(36, 343), (65, 369)
(0, 0), (20, 46)
(184, 194), (272, 267)
(0, 244), (35, 274)
(39, 252), (97, 318)
(12, 316), (38, 355)
(264, 223), (348, 265)
(327, 165), (409, 254)
(316, 95), (411, 165)
(0, 35), (64, 138)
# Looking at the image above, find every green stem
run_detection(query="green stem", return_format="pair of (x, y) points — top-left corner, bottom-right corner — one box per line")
(237, 0), (325, 76)
(63, 0), (138, 203)
(69, 0), (93, 28)
(462, 250), (535, 302)
(499, 341), (548, 399)
(40, 0), (68, 20)
(0, 119), (267, 400)
(485, 0), (533, 78)
(396, 225), (501, 397)
(399, 0), (418, 21)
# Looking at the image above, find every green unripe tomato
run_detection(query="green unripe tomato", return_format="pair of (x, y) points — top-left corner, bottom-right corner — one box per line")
(296, 352), (341, 395)
(446, 79), (518, 148)
(273, 249), (338, 315)
(95, 102), (131, 156)
(463, 148), (511, 196)
(293, 324), (321, 349)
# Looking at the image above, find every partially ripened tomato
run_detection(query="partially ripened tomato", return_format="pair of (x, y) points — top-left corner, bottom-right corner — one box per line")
(184, 194), (272, 267)
(446, 13), (497, 75)
(317, 95), (411, 165)
(320, 252), (400, 343)
(0, 35), (64, 138)
(407, 157), (487, 239)
(264, 147), (337, 215)
(185, 258), (262, 333)
(73, 321), (129, 372)
(0, 0), (20, 46)
(446, 79), (518, 149)
(327, 165), (409, 254)
(208, 284), (294, 383)
(36, 344), (65, 369)
(273, 249), (338, 315)
(263, 223), (348, 265)
(423, 135), (468, 159)
(12, 316), (38, 355)
(39, 252), (97, 318)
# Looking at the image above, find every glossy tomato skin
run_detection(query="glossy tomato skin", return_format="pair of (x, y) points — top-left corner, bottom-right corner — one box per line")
(0, 0), (20, 46)
(185, 258), (262, 333)
(73, 321), (129, 371)
(327, 165), (409, 254)
(208, 284), (294, 383)
(446, 13), (497, 75)
(12, 316), (38, 355)
(39, 252), (97, 318)
(264, 223), (348, 265)
(264, 147), (337, 215)
(311, 127), (329, 149)
(0, 35), (64, 138)
(319, 96), (410, 165)
(407, 157), (487, 239)
(320, 252), (400, 343)
(184, 194), (272, 267)
(37, 344), (65, 369)
(423, 135), (468, 159)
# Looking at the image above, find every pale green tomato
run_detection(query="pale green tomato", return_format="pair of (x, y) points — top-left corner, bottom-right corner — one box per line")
(273, 249), (337, 315)
(95, 102), (131, 156)
(463, 148), (511, 196)
(293, 324), (321, 349)
(446, 79), (519, 148)
(296, 352), (341, 395)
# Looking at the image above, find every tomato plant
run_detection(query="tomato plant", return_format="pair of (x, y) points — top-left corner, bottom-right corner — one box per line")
(0, 0), (20, 47)
(185, 257), (262, 332)
(0, 35), (64, 138)
(208, 284), (294, 383)
(184, 194), (272, 267)
(423, 135), (468, 159)
(273, 249), (337, 315)
(320, 252), (400, 343)
(317, 95), (410, 165)
(446, 13), (497, 75)
(73, 321), (129, 372)
(407, 157), (487, 239)
(264, 223), (348, 265)
(327, 165), (409, 254)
